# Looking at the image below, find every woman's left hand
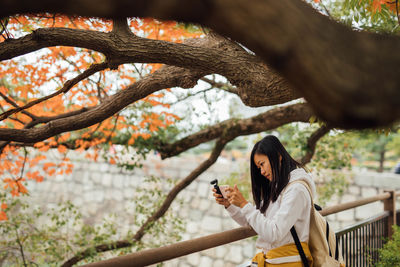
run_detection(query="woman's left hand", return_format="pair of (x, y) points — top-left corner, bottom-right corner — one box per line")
(226, 184), (248, 208)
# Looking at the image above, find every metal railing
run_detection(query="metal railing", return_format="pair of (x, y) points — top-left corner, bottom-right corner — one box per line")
(336, 211), (389, 266)
(84, 190), (399, 267)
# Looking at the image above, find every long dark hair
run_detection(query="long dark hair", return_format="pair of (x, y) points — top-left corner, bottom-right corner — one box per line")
(250, 135), (302, 213)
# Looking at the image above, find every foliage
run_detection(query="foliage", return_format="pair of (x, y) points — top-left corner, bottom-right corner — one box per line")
(0, 15), (203, 219)
(375, 225), (400, 267)
(310, 0), (400, 34)
(0, 175), (185, 266)
(221, 162), (251, 201)
(222, 124), (354, 205)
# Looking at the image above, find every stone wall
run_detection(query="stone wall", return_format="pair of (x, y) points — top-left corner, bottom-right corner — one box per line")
(18, 153), (400, 266)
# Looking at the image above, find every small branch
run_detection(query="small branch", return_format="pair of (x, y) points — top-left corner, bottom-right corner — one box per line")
(200, 77), (238, 95)
(61, 138), (228, 267)
(111, 18), (133, 36)
(19, 147), (28, 179)
(299, 124), (332, 165)
(0, 90), (37, 120)
(0, 62), (108, 122)
(158, 103), (312, 159)
(167, 86), (214, 105)
(14, 225), (28, 267)
(0, 65), (206, 143)
(104, 114), (119, 144)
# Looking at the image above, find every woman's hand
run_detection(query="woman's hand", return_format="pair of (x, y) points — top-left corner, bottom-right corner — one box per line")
(226, 184), (248, 208)
(212, 188), (230, 208)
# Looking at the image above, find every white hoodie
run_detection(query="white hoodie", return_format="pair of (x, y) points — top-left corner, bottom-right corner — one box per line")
(226, 168), (316, 253)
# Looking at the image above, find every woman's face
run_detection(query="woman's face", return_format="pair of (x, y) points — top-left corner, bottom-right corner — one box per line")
(254, 153), (273, 181)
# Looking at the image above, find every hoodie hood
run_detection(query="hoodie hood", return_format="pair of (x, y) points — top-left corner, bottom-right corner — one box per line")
(289, 168), (317, 199)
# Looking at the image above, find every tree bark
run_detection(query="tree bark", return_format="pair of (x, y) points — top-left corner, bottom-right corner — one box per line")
(2, 0), (399, 128)
(158, 103), (312, 159)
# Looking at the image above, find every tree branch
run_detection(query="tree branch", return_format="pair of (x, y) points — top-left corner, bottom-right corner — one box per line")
(61, 138), (228, 267)
(0, 28), (298, 107)
(2, 0), (399, 128)
(200, 77), (238, 95)
(0, 62), (108, 121)
(0, 65), (206, 143)
(158, 103), (313, 159)
(299, 124), (332, 165)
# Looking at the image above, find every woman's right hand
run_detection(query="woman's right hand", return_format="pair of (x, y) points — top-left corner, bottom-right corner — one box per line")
(212, 188), (230, 208)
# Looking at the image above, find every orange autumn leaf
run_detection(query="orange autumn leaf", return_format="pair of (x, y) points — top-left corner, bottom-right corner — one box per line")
(0, 211), (7, 221)
(43, 162), (56, 171)
(1, 203), (7, 210)
(57, 145), (68, 153)
(1, 15), (187, 201)
(17, 181), (28, 194)
(109, 157), (116, 164)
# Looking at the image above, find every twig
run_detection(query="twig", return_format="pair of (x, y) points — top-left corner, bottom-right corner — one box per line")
(61, 138), (228, 267)
(0, 62), (108, 122)
(14, 225), (28, 267)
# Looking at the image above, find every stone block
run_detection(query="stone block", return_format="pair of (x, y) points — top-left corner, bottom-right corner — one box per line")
(198, 199), (211, 211)
(101, 174), (112, 187)
(361, 187), (378, 198)
(347, 185), (360, 196)
(213, 259), (224, 267)
(55, 173), (64, 182)
(225, 245), (243, 264)
(178, 262), (191, 267)
(201, 215), (221, 232)
(186, 180), (198, 191)
(112, 174), (124, 189)
(243, 242), (256, 258)
(111, 189), (123, 202)
(123, 188), (134, 199)
(189, 209), (203, 222)
(340, 194), (357, 204)
(186, 222), (198, 234)
(186, 253), (200, 266)
(198, 256), (213, 267)
(326, 214), (337, 224)
(215, 245), (228, 257)
(190, 198), (200, 209)
(336, 208), (355, 223)
(208, 202), (223, 217)
(201, 247), (216, 258)
(355, 202), (383, 220)
(93, 190), (104, 203)
(73, 197), (83, 207)
(162, 258), (180, 267)
(99, 163), (109, 173)
(196, 182), (209, 198)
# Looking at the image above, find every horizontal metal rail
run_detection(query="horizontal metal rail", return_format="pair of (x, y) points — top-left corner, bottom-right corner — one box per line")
(83, 190), (400, 267)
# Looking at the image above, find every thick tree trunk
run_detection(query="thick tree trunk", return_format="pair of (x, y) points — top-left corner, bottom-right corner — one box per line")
(2, 0), (400, 128)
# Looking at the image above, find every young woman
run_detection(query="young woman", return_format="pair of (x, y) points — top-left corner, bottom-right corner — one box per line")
(212, 135), (316, 266)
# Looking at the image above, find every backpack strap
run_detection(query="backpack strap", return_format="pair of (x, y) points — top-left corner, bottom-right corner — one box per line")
(290, 226), (310, 267)
(285, 180), (340, 261)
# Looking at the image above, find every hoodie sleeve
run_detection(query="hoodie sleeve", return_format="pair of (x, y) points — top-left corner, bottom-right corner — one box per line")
(225, 204), (249, 226)
(240, 183), (311, 243)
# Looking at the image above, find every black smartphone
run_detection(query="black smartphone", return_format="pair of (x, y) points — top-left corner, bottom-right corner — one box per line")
(210, 179), (224, 198)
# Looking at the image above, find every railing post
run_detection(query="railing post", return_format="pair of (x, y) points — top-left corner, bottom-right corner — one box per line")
(383, 190), (396, 238)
